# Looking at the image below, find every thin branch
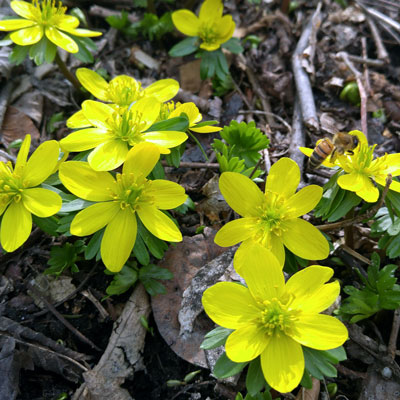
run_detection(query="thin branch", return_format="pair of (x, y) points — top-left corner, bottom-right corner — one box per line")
(388, 308), (400, 360)
(0, 149), (16, 162)
(161, 160), (219, 169)
(366, 16), (390, 62)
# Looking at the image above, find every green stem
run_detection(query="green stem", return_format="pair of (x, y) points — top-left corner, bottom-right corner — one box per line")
(187, 131), (209, 161)
(54, 52), (81, 92)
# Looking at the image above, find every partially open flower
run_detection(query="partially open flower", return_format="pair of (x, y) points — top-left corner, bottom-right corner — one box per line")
(172, 0), (235, 51)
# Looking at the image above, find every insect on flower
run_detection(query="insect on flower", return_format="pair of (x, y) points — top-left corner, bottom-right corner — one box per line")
(308, 132), (359, 169)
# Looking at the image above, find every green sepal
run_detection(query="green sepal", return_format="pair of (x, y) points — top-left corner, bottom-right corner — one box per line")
(213, 352), (247, 379)
(169, 36), (199, 57)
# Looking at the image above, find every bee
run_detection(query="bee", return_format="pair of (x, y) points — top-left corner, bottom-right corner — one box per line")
(308, 132), (359, 169)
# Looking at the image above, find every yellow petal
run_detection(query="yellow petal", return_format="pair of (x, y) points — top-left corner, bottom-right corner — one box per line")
(234, 242), (285, 300)
(266, 157), (300, 198)
(10, 1), (36, 19)
(348, 130), (368, 145)
(123, 142), (160, 176)
(337, 172), (364, 192)
(172, 10), (200, 36)
(81, 100), (114, 129)
(383, 154), (400, 176)
(71, 202), (120, 236)
(23, 140), (59, 186)
(56, 15), (80, 29)
(202, 282), (260, 329)
(142, 131), (188, 149)
(219, 172), (265, 217)
(59, 27), (102, 37)
(76, 68), (109, 101)
(268, 234), (286, 266)
(226, 324), (269, 362)
(200, 42), (221, 51)
(66, 110), (91, 129)
(291, 314), (348, 350)
(101, 209), (137, 272)
(261, 334), (304, 393)
(0, 19), (36, 31)
(214, 217), (258, 247)
(45, 26), (78, 53)
(199, 0), (223, 20)
(10, 25), (43, 45)
(355, 175), (379, 202)
(137, 204), (182, 242)
(87, 140), (128, 171)
(285, 185), (323, 218)
(22, 188), (61, 217)
(191, 125), (222, 133)
(15, 134), (31, 170)
(59, 161), (116, 201)
(146, 180), (187, 209)
(131, 97), (161, 131)
(144, 79), (180, 102)
(169, 102), (201, 126)
(60, 128), (108, 151)
(1, 200), (31, 252)
(217, 15), (235, 43)
(281, 218), (330, 261)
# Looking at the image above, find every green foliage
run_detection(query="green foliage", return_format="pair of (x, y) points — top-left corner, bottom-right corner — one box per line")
(303, 346), (347, 380)
(338, 253), (400, 322)
(212, 120), (269, 177)
(314, 171), (362, 221)
(212, 73), (234, 96)
(339, 81), (360, 106)
(213, 352), (248, 378)
(44, 240), (86, 275)
(47, 112), (65, 135)
(246, 358), (266, 396)
(169, 36), (199, 57)
(371, 207), (400, 259)
(199, 49), (229, 80)
(200, 326), (233, 349)
(105, 264), (138, 296)
(174, 196), (196, 215)
(107, 11), (174, 41)
(221, 38), (243, 54)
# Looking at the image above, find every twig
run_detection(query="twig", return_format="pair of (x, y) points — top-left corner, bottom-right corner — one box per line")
(249, 157), (263, 179)
(358, 2), (400, 33)
(366, 16), (390, 62)
(238, 110), (292, 133)
(27, 281), (102, 351)
(291, 3), (322, 133)
(388, 308), (400, 360)
(161, 161), (219, 169)
(331, 53), (385, 67)
(288, 96), (305, 173)
(238, 54), (275, 127)
(317, 174), (392, 231)
(376, 19), (400, 45)
(81, 289), (110, 321)
(338, 52), (368, 140)
(340, 244), (371, 265)
(0, 149), (16, 162)
(361, 37), (371, 98)
(0, 80), (13, 139)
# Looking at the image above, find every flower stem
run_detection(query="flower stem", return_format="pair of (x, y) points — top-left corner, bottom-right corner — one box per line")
(187, 131), (209, 161)
(54, 52), (81, 92)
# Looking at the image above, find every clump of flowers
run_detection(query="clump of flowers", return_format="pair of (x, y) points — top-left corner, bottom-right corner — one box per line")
(202, 243), (348, 393)
(0, 0), (101, 62)
(59, 142), (187, 272)
(60, 97), (188, 171)
(300, 130), (400, 202)
(0, 134), (62, 252)
(214, 157), (330, 265)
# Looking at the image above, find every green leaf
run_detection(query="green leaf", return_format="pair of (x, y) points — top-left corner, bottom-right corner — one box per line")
(169, 36), (199, 57)
(9, 44), (29, 65)
(60, 198), (95, 213)
(44, 241), (85, 276)
(300, 370), (313, 389)
(140, 277), (167, 296)
(139, 264), (173, 280)
(137, 219), (168, 259)
(200, 327), (233, 350)
(106, 265), (138, 296)
(84, 230), (103, 260)
(246, 358), (265, 396)
(174, 196), (195, 214)
(222, 37), (243, 54)
(47, 112), (65, 134)
(106, 11), (129, 29)
(303, 347), (344, 380)
(387, 234), (400, 259)
(213, 352), (247, 379)
(32, 215), (60, 237)
(133, 233), (150, 266)
(69, 35), (95, 63)
(147, 116), (189, 133)
(200, 51), (216, 80)
(326, 190), (361, 222)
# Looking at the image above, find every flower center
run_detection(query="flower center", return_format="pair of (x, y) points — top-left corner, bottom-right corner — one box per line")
(0, 172), (24, 207)
(260, 298), (299, 336)
(112, 173), (154, 213)
(107, 77), (144, 106)
(31, 0), (67, 26)
(158, 101), (175, 121)
(106, 109), (148, 145)
(199, 22), (219, 45)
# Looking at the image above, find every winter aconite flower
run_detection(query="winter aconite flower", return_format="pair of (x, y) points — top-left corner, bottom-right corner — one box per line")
(0, 0), (101, 53)
(60, 97), (188, 171)
(202, 244), (348, 393)
(59, 143), (187, 272)
(67, 69), (180, 129)
(0, 134), (62, 252)
(300, 130), (400, 202)
(214, 157), (329, 265)
(172, 0), (235, 51)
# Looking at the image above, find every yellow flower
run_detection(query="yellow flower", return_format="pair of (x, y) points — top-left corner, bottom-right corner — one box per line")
(60, 97), (188, 171)
(59, 143), (187, 272)
(172, 0), (235, 51)
(202, 244), (348, 393)
(300, 130), (400, 202)
(0, 134), (62, 252)
(168, 102), (222, 133)
(0, 0), (101, 53)
(67, 69), (180, 129)
(214, 157), (329, 265)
